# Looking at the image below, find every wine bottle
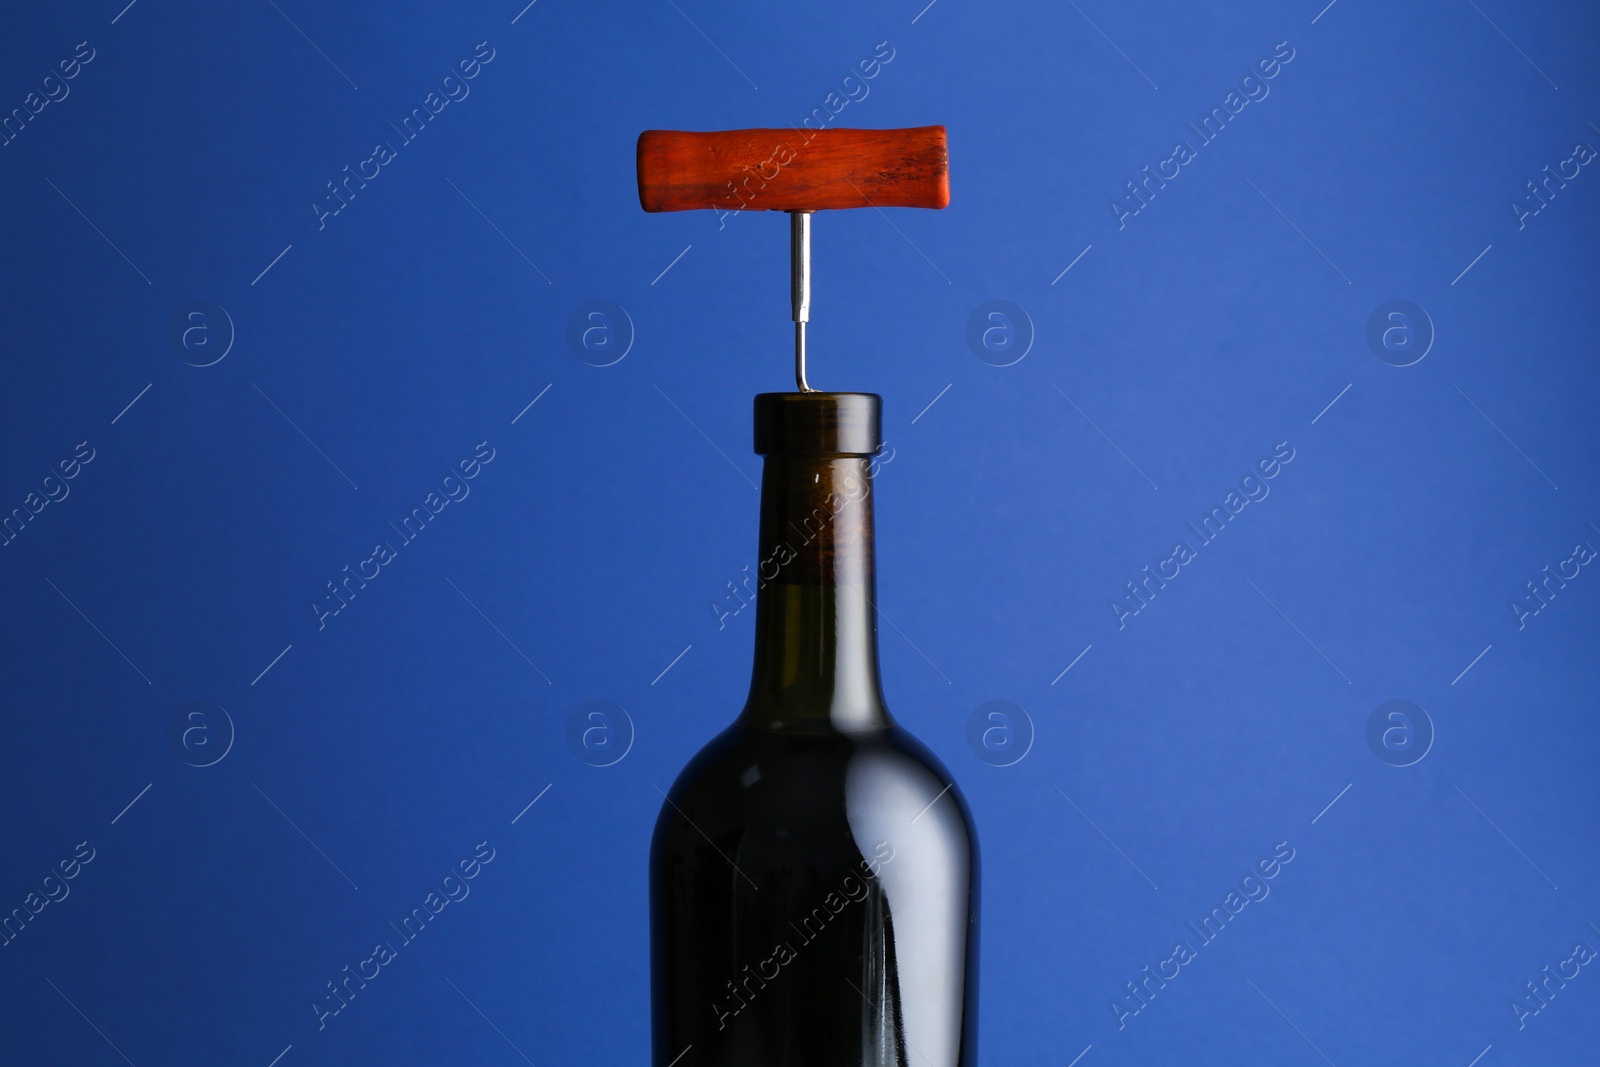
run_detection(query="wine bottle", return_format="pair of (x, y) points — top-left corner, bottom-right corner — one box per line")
(650, 392), (979, 1066)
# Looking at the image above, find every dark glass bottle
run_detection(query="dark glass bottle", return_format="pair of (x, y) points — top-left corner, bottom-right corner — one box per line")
(651, 392), (979, 1067)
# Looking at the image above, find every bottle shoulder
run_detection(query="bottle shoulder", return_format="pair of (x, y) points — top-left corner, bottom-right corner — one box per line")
(662, 721), (961, 796)
(651, 721), (977, 858)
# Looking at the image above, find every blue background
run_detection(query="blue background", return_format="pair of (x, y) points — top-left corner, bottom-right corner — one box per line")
(1, 0), (1596, 1064)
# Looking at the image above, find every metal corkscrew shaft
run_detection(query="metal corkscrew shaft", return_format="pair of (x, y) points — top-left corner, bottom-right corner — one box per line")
(791, 211), (812, 391)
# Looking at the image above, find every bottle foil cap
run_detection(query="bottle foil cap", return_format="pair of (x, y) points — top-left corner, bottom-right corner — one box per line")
(754, 392), (882, 456)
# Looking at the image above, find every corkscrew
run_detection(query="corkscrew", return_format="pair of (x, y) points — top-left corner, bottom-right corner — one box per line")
(637, 126), (950, 392)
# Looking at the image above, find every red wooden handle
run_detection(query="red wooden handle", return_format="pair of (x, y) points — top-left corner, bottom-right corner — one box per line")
(637, 126), (949, 214)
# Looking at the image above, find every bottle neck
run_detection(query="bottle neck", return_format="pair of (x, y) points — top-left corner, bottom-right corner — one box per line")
(739, 454), (890, 732)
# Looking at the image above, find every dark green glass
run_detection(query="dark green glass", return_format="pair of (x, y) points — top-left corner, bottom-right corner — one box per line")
(651, 393), (979, 1067)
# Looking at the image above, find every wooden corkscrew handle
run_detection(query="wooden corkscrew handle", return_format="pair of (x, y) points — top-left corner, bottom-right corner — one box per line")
(636, 126), (949, 213)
